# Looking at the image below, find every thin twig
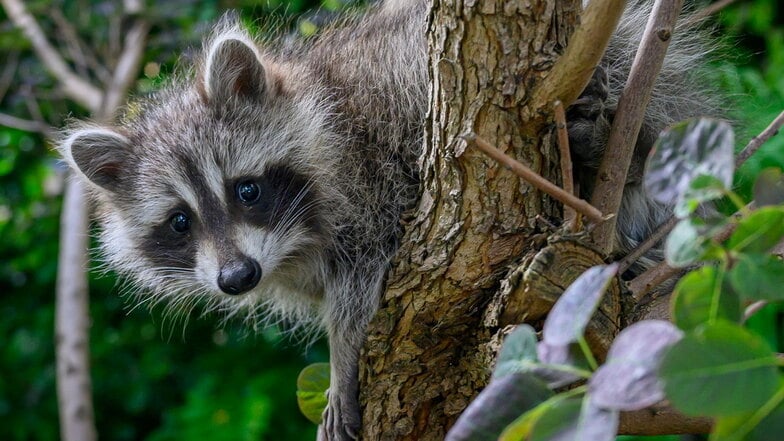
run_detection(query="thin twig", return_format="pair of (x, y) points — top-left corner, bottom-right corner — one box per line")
(0, 0), (102, 111)
(103, 20), (149, 110)
(50, 9), (90, 79)
(591, 0), (685, 253)
(627, 262), (680, 301)
(743, 301), (768, 323)
(466, 133), (606, 224)
(619, 217), (679, 273)
(0, 51), (19, 103)
(0, 112), (53, 135)
(628, 202), (753, 300)
(49, 8), (111, 84)
(532, 0), (626, 108)
(21, 85), (47, 125)
(680, 0), (737, 28)
(554, 100), (579, 231)
(736, 110), (784, 168)
(619, 404), (713, 435)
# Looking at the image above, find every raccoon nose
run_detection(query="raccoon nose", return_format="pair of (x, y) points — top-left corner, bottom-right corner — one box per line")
(218, 258), (261, 295)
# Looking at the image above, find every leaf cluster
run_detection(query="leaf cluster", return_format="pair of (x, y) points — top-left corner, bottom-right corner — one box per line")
(651, 118), (784, 441)
(446, 117), (784, 441)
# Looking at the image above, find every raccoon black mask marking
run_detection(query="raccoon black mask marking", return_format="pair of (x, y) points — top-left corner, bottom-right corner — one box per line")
(59, 1), (718, 439)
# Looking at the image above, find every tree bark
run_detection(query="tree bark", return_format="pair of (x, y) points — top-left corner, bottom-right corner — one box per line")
(359, 1), (583, 439)
(55, 179), (96, 441)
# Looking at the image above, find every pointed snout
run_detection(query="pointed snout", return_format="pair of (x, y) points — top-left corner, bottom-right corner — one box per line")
(218, 257), (261, 295)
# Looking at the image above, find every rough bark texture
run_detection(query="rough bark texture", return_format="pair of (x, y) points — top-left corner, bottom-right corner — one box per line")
(358, 1), (583, 439)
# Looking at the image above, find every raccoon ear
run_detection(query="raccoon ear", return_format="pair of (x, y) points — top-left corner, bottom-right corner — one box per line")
(60, 128), (132, 193)
(204, 36), (267, 103)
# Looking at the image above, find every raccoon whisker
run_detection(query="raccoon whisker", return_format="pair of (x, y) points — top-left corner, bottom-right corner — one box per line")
(272, 179), (321, 231)
(270, 175), (313, 219)
(272, 198), (322, 238)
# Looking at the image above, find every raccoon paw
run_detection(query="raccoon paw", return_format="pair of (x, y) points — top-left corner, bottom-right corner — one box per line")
(318, 391), (360, 441)
(567, 64), (611, 169)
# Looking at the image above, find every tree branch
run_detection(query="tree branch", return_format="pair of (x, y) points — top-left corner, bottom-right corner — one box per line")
(0, 50), (19, 103)
(467, 133), (605, 224)
(619, 217), (678, 273)
(554, 100), (579, 230)
(0, 112), (52, 136)
(0, 0), (102, 112)
(532, 0), (626, 108)
(49, 8), (111, 84)
(680, 0), (737, 28)
(591, 0), (684, 253)
(55, 178), (96, 441)
(735, 109), (784, 167)
(628, 202), (753, 301)
(743, 301), (768, 323)
(619, 404), (713, 435)
(103, 19), (149, 111)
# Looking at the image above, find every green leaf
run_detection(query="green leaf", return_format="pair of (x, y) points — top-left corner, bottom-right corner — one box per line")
(529, 397), (583, 441)
(446, 373), (553, 441)
(543, 264), (618, 346)
(671, 266), (741, 331)
(665, 219), (716, 267)
(530, 397), (618, 441)
(645, 118), (735, 206)
(494, 326), (587, 388)
(500, 394), (567, 441)
(535, 342), (590, 389)
(712, 382), (784, 441)
(660, 321), (780, 417)
(296, 363), (330, 425)
(753, 167), (784, 207)
(675, 174), (729, 218)
(728, 254), (784, 301)
(494, 325), (539, 379)
(727, 206), (784, 253)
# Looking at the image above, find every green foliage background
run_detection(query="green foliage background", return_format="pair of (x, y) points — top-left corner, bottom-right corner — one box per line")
(0, 1), (781, 440)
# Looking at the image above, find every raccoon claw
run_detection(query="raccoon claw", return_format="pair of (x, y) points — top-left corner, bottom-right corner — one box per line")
(318, 391), (360, 441)
(567, 64), (611, 168)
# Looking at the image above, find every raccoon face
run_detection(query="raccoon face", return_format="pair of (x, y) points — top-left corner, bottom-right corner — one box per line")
(59, 25), (336, 320)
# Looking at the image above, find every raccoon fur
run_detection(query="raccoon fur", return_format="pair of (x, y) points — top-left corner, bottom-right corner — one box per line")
(58, 0), (716, 439)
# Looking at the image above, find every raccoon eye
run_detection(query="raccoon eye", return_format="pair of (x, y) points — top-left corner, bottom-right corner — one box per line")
(236, 180), (261, 204)
(169, 212), (191, 233)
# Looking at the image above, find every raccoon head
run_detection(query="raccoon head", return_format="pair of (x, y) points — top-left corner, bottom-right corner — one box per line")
(58, 26), (339, 324)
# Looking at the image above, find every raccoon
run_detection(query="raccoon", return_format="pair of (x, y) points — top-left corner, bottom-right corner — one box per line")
(58, 0), (716, 439)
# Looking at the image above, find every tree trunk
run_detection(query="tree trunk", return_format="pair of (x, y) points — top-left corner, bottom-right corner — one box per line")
(55, 178), (96, 441)
(358, 1), (587, 439)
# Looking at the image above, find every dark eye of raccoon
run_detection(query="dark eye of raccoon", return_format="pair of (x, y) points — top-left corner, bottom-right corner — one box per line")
(169, 212), (191, 233)
(236, 180), (261, 204)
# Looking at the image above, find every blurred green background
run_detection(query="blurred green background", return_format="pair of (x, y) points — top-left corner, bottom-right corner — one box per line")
(0, 1), (782, 440)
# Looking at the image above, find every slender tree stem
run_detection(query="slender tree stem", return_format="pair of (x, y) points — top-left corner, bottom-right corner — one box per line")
(554, 100), (579, 231)
(591, 0), (684, 253)
(0, 0), (102, 111)
(467, 133), (605, 224)
(736, 110), (784, 168)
